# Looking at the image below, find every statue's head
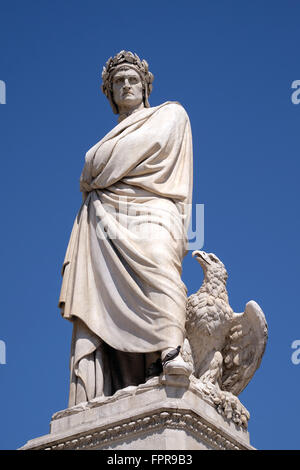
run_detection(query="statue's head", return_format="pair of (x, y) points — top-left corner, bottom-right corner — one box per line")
(101, 50), (154, 114)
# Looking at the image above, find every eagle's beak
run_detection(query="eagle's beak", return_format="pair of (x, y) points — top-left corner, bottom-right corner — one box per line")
(192, 250), (211, 265)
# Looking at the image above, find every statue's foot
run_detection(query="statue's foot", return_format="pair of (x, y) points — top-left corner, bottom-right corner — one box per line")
(163, 354), (192, 376)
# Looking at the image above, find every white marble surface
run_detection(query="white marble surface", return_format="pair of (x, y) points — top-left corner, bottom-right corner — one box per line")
(20, 375), (253, 450)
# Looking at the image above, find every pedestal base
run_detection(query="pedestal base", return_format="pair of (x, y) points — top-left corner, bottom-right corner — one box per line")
(20, 375), (253, 450)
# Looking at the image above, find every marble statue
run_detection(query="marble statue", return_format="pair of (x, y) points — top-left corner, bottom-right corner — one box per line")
(19, 50), (268, 452)
(58, 51), (193, 407)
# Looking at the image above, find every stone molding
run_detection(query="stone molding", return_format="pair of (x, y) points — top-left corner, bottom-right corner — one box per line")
(43, 409), (246, 451)
(20, 375), (253, 450)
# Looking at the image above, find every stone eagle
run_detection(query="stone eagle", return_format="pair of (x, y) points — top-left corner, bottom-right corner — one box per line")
(182, 251), (268, 427)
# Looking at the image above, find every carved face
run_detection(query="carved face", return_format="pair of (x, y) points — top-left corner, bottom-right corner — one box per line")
(111, 67), (144, 112)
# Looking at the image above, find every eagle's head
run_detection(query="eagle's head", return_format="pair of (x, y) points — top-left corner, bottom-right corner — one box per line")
(192, 250), (228, 283)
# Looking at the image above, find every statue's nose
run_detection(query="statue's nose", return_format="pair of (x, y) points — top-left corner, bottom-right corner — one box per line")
(123, 79), (131, 89)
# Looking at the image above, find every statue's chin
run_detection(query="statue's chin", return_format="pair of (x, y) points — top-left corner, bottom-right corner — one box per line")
(117, 96), (143, 110)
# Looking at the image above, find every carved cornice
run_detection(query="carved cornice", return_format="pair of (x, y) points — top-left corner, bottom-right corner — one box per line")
(20, 376), (253, 451)
(40, 408), (246, 451)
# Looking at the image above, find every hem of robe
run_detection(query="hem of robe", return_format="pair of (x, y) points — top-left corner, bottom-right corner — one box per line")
(68, 317), (165, 407)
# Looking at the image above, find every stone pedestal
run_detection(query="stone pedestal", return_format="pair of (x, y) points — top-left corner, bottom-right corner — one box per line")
(20, 375), (253, 450)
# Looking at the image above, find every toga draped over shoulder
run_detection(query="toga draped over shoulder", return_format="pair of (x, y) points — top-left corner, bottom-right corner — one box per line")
(58, 101), (193, 405)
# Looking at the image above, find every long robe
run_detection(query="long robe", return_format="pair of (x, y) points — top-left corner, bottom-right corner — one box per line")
(59, 101), (193, 406)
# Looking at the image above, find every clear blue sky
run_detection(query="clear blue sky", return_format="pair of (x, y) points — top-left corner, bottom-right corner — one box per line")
(0, 0), (300, 450)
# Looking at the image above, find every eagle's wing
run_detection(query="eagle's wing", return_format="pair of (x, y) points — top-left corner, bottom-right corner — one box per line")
(221, 300), (268, 396)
